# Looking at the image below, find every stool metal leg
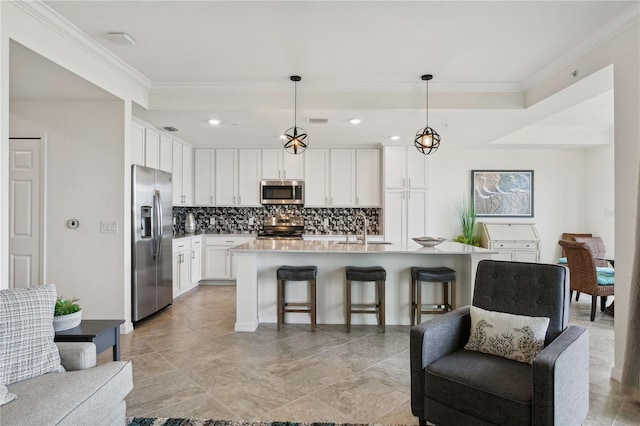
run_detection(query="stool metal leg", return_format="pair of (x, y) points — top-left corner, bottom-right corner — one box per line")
(451, 280), (456, 311)
(379, 280), (385, 333)
(346, 279), (352, 333)
(416, 280), (422, 325)
(442, 281), (449, 311)
(410, 277), (416, 326)
(277, 279), (284, 331)
(310, 279), (316, 332)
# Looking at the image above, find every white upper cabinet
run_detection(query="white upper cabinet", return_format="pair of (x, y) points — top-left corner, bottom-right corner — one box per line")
(194, 149), (215, 205)
(214, 148), (261, 207)
(329, 149), (356, 206)
(131, 122), (145, 166)
(215, 148), (238, 206)
(304, 148), (380, 207)
(159, 134), (173, 173)
(384, 146), (428, 188)
(144, 128), (160, 170)
(304, 149), (329, 206)
(262, 148), (304, 180)
(356, 148), (381, 207)
(172, 140), (193, 205)
(238, 149), (262, 206)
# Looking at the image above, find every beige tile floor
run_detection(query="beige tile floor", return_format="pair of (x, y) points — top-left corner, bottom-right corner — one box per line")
(104, 285), (640, 424)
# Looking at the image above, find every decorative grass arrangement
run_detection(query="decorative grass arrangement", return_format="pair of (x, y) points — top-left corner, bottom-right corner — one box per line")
(454, 198), (480, 246)
(55, 297), (81, 316)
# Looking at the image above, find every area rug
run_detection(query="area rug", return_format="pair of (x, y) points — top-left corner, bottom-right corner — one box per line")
(126, 419), (398, 426)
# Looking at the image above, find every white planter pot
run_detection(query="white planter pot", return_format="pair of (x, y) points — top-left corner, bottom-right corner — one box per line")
(53, 310), (82, 331)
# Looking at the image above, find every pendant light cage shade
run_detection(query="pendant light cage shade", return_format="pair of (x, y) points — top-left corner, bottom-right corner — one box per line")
(415, 74), (440, 155)
(282, 75), (308, 155)
(414, 126), (441, 155)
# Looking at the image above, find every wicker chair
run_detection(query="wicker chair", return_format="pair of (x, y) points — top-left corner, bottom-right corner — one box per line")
(561, 233), (610, 267)
(558, 240), (614, 321)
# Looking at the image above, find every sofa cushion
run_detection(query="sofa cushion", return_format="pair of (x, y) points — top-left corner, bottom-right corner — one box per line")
(425, 348), (532, 425)
(0, 284), (64, 386)
(465, 305), (549, 364)
(3, 361), (133, 426)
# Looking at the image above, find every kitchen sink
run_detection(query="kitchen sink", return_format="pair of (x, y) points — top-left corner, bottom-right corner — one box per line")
(336, 241), (392, 245)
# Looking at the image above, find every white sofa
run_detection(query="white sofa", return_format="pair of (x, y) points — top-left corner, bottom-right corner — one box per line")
(2, 342), (133, 426)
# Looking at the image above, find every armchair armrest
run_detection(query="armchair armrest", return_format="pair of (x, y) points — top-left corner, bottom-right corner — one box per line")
(532, 325), (589, 426)
(55, 342), (97, 371)
(410, 305), (471, 419)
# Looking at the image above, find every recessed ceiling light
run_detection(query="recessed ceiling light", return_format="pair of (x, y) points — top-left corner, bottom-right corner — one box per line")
(349, 118), (362, 124)
(390, 136), (401, 141)
(105, 32), (136, 46)
(208, 119), (221, 126)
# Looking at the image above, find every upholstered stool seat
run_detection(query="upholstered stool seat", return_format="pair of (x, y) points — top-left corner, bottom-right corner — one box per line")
(411, 266), (456, 325)
(277, 265), (317, 332)
(345, 266), (387, 333)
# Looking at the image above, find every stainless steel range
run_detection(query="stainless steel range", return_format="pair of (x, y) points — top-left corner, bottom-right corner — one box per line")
(257, 216), (304, 240)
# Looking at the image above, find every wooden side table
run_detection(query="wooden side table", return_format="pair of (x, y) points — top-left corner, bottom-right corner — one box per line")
(54, 319), (124, 361)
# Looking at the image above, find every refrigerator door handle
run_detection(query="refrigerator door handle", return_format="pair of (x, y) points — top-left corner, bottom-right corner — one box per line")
(153, 189), (163, 261)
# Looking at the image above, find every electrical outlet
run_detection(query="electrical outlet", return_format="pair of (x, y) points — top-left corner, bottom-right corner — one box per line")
(323, 218), (329, 227)
(209, 217), (216, 226)
(249, 217), (255, 225)
(100, 221), (118, 234)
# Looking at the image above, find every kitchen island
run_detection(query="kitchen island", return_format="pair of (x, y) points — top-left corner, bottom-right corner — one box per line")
(233, 239), (496, 331)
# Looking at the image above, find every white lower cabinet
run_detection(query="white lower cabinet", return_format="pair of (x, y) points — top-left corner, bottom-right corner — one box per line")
(172, 235), (202, 297)
(204, 236), (255, 280)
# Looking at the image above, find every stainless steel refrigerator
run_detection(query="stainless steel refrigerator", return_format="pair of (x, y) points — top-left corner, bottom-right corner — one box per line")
(132, 165), (173, 321)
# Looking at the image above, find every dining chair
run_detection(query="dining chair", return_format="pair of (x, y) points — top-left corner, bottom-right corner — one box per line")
(558, 240), (614, 321)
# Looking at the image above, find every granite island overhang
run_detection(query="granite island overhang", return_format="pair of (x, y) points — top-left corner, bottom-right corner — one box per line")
(232, 240), (496, 332)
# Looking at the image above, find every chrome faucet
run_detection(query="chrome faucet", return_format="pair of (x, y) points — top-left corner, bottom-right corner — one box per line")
(355, 212), (368, 245)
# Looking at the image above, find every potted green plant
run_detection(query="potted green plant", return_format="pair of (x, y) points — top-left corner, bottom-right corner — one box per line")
(454, 198), (481, 246)
(53, 296), (82, 331)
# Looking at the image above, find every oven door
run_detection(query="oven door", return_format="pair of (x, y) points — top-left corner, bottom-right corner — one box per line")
(260, 180), (304, 205)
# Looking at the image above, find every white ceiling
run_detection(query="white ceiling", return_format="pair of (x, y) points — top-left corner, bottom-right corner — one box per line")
(12, 1), (636, 149)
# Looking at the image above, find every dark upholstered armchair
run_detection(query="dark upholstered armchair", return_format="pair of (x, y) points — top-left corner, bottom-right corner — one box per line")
(410, 260), (589, 426)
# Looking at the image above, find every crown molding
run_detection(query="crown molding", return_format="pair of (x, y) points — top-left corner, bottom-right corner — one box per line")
(151, 80), (523, 94)
(11, 0), (152, 90)
(524, 2), (640, 90)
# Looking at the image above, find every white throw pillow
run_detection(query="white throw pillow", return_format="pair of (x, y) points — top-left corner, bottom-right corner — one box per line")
(465, 305), (550, 364)
(0, 284), (65, 386)
(0, 384), (17, 406)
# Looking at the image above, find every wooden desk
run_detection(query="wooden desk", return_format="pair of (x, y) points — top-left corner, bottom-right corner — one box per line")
(54, 319), (124, 361)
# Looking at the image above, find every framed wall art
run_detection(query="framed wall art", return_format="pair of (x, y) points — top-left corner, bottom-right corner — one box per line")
(471, 170), (534, 217)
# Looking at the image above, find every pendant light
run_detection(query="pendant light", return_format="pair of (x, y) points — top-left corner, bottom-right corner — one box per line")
(414, 74), (441, 155)
(282, 75), (308, 155)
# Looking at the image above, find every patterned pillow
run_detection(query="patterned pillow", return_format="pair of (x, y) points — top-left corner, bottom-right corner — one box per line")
(465, 306), (550, 364)
(0, 284), (65, 386)
(0, 384), (17, 406)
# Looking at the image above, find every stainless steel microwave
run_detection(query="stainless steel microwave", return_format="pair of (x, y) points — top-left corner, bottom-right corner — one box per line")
(260, 180), (304, 205)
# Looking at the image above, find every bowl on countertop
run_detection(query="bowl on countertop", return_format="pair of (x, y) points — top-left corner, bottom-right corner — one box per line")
(412, 237), (447, 247)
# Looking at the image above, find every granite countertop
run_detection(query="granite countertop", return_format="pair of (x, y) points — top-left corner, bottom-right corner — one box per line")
(234, 239), (496, 255)
(173, 231), (257, 239)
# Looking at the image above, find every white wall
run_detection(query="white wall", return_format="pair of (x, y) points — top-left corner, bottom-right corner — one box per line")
(10, 100), (126, 321)
(425, 147), (591, 264)
(529, 22), (639, 376)
(585, 141), (615, 252)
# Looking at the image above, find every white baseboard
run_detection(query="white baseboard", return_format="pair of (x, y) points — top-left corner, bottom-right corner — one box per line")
(611, 366), (622, 382)
(121, 321), (134, 334)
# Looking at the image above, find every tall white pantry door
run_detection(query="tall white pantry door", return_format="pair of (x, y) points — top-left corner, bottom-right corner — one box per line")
(9, 138), (43, 288)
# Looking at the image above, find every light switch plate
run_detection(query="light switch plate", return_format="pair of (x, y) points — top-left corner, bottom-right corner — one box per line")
(100, 221), (118, 234)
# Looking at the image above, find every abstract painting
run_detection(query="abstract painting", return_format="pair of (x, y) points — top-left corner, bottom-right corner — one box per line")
(471, 170), (534, 217)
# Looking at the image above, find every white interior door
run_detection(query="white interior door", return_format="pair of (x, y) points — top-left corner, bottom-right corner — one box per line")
(9, 138), (43, 288)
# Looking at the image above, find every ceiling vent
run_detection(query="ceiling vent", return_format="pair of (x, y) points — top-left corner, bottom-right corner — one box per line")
(105, 32), (136, 46)
(307, 118), (329, 124)
(162, 126), (179, 132)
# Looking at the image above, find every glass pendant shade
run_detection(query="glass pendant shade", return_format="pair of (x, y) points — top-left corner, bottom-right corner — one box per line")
(415, 74), (440, 155)
(282, 75), (308, 155)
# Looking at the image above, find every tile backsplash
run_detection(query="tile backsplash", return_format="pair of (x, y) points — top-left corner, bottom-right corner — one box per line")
(173, 206), (381, 235)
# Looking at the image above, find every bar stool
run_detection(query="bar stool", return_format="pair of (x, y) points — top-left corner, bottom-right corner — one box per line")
(410, 266), (456, 325)
(345, 266), (387, 333)
(277, 265), (317, 332)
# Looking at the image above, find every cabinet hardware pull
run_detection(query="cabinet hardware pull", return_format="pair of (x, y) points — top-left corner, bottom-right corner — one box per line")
(238, 196), (241, 204)
(356, 196), (359, 206)
(192, 251), (195, 259)
(408, 178), (411, 187)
